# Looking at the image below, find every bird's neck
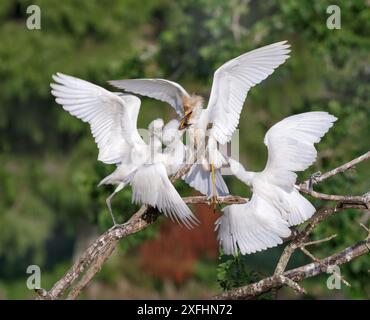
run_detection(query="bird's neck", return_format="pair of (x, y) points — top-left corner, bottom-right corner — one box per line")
(230, 162), (255, 187)
(241, 170), (255, 187)
(150, 135), (162, 152)
(191, 104), (204, 120)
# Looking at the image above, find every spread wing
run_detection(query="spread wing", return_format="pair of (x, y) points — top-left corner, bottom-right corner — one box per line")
(262, 111), (337, 190)
(51, 73), (143, 164)
(108, 78), (190, 117)
(207, 41), (291, 144)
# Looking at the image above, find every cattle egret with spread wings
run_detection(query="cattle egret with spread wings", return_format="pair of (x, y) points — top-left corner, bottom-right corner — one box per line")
(50, 73), (198, 228)
(216, 112), (337, 255)
(109, 41), (291, 203)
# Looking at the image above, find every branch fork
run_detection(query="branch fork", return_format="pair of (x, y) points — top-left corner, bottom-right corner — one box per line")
(36, 151), (370, 300)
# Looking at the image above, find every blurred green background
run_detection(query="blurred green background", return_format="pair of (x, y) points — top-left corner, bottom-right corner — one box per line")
(0, 0), (369, 299)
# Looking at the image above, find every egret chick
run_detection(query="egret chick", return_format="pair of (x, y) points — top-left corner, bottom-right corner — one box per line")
(216, 112), (337, 255)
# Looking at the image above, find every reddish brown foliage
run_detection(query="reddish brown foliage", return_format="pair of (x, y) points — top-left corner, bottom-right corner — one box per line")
(139, 202), (220, 284)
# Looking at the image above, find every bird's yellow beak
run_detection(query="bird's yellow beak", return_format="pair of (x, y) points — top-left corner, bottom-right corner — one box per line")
(178, 117), (188, 130)
(178, 111), (193, 130)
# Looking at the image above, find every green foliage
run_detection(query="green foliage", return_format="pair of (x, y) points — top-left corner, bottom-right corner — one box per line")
(217, 254), (255, 291)
(217, 254), (273, 299)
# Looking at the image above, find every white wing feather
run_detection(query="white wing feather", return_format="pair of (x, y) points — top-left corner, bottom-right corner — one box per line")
(262, 111), (337, 189)
(208, 41), (291, 144)
(217, 112), (337, 254)
(108, 78), (189, 117)
(130, 163), (199, 228)
(216, 194), (291, 255)
(51, 73), (143, 164)
(257, 111), (336, 225)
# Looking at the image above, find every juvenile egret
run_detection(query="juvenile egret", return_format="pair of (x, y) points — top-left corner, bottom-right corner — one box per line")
(50, 73), (198, 227)
(216, 112), (337, 255)
(109, 41), (291, 202)
(161, 119), (187, 175)
(161, 119), (229, 198)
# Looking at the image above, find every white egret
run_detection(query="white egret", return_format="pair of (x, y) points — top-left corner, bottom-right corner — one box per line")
(50, 73), (198, 228)
(216, 112), (337, 255)
(108, 41), (291, 202)
(160, 119), (187, 175)
(161, 119), (229, 198)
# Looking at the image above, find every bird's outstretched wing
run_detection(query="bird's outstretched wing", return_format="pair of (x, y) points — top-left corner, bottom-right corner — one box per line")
(262, 111), (337, 191)
(130, 162), (199, 228)
(108, 78), (189, 117)
(207, 41), (291, 144)
(51, 73), (143, 164)
(216, 194), (291, 255)
(217, 112), (337, 255)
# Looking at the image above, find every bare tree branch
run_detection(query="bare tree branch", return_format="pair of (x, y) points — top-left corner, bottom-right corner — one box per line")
(66, 239), (117, 300)
(36, 151), (370, 300)
(213, 235), (370, 300)
(35, 164), (246, 299)
(300, 151), (370, 187)
(183, 195), (248, 205)
(299, 188), (368, 204)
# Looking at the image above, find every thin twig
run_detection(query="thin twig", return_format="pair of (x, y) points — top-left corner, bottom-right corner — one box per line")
(302, 234), (337, 247)
(278, 275), (306, 295)
(300, 151), (370, 187)
(300, 247), (351, 288)
(299, 188), (368, 204)
(274, 207), (339, 276)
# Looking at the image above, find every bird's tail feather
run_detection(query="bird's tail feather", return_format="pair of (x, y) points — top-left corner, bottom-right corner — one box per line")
(131, 163), (199, 228)
(183, 164), (229, 198)
(215, 194), (291, 255)
(275, 189), (316, 226)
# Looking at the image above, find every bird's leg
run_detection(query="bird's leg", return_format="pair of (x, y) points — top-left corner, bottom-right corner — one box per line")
(210, 164), (218, 210)
(106, 182), (125, 226)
